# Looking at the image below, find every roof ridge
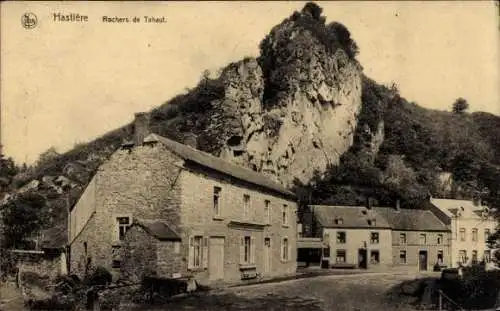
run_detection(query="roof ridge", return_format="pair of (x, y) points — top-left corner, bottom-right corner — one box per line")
(145, 133), (295, 198)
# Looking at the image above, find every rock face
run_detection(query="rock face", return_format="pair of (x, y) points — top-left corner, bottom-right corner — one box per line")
(213, 13), (363, 187)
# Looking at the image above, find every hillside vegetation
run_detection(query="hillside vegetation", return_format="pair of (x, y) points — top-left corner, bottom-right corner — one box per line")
(294, 75), (500, 208)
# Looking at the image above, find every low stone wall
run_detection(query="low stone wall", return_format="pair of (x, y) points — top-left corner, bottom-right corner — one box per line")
(11, 251), (64, 280)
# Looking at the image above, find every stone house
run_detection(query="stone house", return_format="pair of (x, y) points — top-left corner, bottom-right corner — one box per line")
(428, 197), (497, 267)
(68, 113), (297, 285)
(10, 225), (68, 280)
(374, 204), (451, 271)
(309, 204), (393, 269)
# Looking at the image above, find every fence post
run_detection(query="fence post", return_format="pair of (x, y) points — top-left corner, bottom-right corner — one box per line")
(438, 290), (442, 311)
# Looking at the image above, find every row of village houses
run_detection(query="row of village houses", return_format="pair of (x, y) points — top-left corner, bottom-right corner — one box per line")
(10, 112), (498, 286)
(298, 199), (497, 272)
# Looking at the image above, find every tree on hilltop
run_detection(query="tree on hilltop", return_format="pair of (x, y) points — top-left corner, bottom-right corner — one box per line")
(302, 2), (324, 22)
(452, 97), (469, 114)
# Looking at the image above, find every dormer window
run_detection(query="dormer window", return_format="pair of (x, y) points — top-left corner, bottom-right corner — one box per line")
(367, 218), (376, 226)
(335, 218), (343, 225)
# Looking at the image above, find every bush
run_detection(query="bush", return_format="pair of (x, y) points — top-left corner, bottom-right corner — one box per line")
(84, 266), (112, 287)
(54, 274), (81, 294)
(438, 267), (500, 310)
(26, 295), (75, 311)
(21, 271), (50, 289)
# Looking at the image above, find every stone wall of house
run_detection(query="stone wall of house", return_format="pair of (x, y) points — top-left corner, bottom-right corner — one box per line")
(322, 228), (392, 268)
(70, 143), (184, 276)
(120, 226), (158, 282)
(391, 230), (452, 269)
(177, 164), (297, 284)
(156, 240), (184, 278)
(69, 177), (96, 243)
(69, 215), (96, 278)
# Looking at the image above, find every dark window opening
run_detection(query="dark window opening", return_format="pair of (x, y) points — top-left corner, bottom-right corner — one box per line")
(112, 260), (121, 269)
(227, 135), (243, 147)
(370, 250), (380, 265)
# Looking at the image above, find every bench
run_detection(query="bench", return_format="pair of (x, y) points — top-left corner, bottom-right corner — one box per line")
(329, 263), (357, 269)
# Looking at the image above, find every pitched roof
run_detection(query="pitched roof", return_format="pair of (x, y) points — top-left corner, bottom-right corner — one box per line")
(40, 225), (67, 249)
(311, 205), (391, 229)
(143, 133), (295, 199)
(430, 198), (489, 218)
(374, 207), (449, 232)
(132, 218), (181, 241)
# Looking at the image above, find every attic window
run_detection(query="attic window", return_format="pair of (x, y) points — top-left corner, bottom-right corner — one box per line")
(368, 218), (376, 226)
(227, 135), (243, 147)
(334, 218), (343, 225)
(362, 210), (367, 215)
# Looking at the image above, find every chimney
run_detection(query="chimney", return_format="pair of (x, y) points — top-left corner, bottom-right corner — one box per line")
(134, 112), (150, 146)
(183, 132), (198, 149)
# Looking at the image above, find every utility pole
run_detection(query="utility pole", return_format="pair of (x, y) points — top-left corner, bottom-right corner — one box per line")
(66, 193), (71, 274)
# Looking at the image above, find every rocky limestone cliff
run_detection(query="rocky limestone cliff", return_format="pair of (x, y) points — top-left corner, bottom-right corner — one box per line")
(209, 9), (363, 187)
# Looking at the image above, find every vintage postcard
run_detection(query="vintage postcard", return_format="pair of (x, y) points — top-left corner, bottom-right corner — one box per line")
(1, 1), (499, 310)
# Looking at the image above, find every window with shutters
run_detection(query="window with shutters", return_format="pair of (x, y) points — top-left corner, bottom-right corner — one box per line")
(400, 251), (407, 264)
(282, 204), (289, 227)
(472, 250), (478, 264)
(336, 250), (346, 263)
(281, 237), (289, 261)
(370, 250), (380, 265)
(240, 235), (255, 266)
(484, 250), (491, 263)
(460, 228), (466, 241)
(264, 200), (271, 224)
(485, 229), (491, 242)
(400, 233), (407, 244)
(188, 236), (207, 270)
(336, 232), (346, 244)
(244, 237), (251, 263)
(472, 228), (478, 242)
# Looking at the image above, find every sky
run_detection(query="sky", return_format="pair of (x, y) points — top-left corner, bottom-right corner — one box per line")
(1, 1), (499, 164)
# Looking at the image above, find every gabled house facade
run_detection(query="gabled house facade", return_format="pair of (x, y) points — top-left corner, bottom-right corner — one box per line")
(310, 205), (393, 269)
(374, 205), (451, 271)
(429, 198), (497, 267)
(68, 113), (297, 285)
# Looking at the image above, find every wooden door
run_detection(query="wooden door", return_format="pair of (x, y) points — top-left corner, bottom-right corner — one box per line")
(264, 237), (271, 274)
(358, 249), (367, 269)
(209, 237), (225, 281)
(419, 250), (428, 271)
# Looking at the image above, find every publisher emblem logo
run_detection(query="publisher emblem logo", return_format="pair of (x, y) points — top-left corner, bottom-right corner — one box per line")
(21, 13), (37, 29)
